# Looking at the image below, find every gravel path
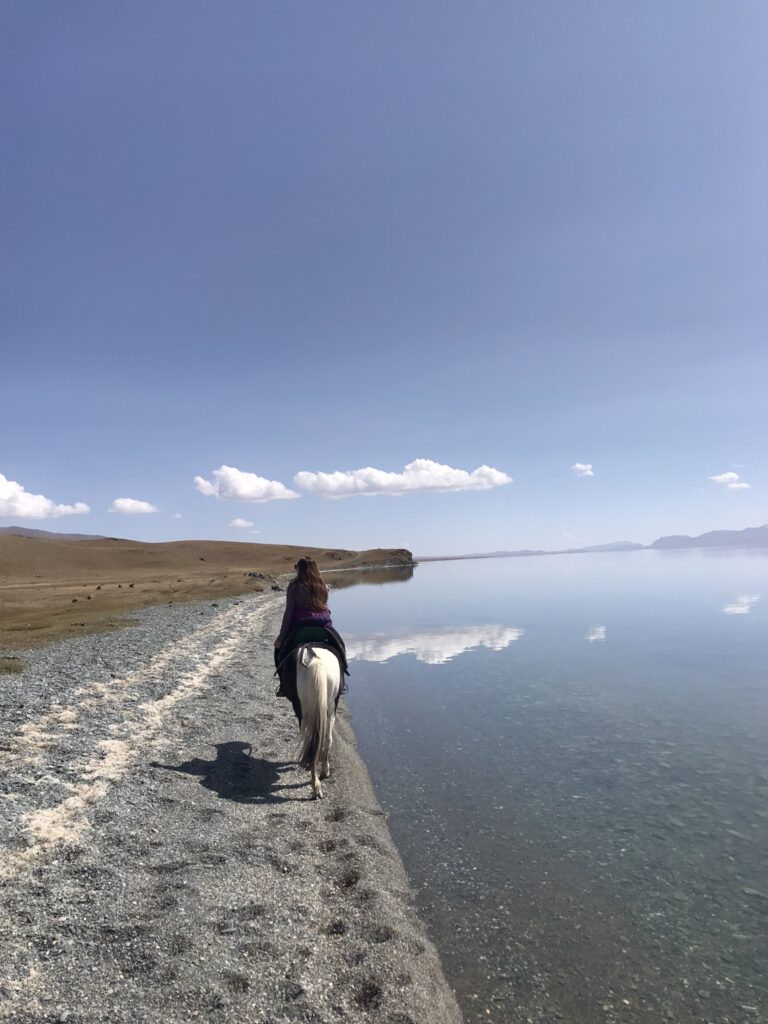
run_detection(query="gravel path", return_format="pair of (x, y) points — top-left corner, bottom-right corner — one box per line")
(0, 593), (461, 1024)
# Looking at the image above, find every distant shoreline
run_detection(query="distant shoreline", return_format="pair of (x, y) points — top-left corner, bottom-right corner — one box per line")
(417, 522), (768, 562)
(417, 545), (768, 563)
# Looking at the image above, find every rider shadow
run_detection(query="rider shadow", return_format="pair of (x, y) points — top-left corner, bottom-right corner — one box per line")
(150, 741), (310, 804)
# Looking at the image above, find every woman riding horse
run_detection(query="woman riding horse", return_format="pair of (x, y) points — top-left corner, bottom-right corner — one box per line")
(274, 557), (348, 718)
(274, 557), (334, 652)
(274, 557), (346, 797)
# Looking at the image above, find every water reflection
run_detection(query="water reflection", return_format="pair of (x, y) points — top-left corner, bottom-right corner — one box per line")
(585, 625), (606, 642)
(346, 624), (524, 665)
(327, 564), (415, 590)
(723, 593), (760, 615)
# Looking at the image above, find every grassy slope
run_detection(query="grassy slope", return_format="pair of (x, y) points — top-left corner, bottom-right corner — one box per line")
(0, 535), (412, 652)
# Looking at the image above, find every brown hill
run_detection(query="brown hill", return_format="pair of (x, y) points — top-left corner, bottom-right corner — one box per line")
(0, 534), (413, 653)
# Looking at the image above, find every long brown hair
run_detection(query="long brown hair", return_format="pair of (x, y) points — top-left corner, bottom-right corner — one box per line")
(294, 557), (328, 610)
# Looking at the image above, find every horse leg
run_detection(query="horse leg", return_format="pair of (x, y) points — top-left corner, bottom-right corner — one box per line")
(311, 762), (323, 799)
(320, 712), (334, 780)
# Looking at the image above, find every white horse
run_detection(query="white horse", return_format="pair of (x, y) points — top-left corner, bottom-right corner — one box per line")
(296, 646), (341, 799)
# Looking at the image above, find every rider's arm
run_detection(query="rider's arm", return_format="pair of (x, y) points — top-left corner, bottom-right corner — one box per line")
(275, 581), (296, 648)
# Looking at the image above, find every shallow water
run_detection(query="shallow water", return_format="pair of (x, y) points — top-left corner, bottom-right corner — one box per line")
(331, 551), (768, 1024)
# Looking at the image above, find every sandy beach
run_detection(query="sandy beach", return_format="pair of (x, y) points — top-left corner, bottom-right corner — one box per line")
(0, 582), (460, 1023)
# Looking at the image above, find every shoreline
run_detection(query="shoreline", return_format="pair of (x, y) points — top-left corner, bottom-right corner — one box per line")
(0, 590), (461, 1022)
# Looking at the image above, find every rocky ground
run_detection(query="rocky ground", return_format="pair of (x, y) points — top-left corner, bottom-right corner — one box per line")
(0, 592), (461, 1024)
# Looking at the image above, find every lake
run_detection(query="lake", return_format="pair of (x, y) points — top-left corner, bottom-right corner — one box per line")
(330, 551), (768, 1024)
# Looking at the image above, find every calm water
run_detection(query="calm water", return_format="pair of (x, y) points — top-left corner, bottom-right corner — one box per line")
(330, 552), (768, 1024)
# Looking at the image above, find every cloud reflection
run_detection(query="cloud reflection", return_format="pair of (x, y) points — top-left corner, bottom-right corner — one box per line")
(346, 625), (524, 665)
(723, 594), (760, 615)
(585, 626), (606, 642)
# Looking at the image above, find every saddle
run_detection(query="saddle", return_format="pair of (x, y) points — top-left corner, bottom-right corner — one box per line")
(274, 624), (349, 722)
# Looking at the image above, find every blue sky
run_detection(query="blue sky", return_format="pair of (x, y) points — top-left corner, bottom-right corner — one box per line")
(2, 2), (766, 555)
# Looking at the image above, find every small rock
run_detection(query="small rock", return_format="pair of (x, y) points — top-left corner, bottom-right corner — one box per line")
(743, 887), (768, 901)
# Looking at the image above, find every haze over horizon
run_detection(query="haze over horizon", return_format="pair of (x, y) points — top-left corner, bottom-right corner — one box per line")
(2, 3), (766, 556)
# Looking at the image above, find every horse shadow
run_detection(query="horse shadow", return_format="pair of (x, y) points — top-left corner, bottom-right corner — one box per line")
(150, 741), (310, 804)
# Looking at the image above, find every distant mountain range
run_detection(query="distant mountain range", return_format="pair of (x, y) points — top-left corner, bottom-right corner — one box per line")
(560, 540), (646, 554)
(649, 524), (768, 550)
(418, 524), (768, 561)
(0, 526), (108, 541)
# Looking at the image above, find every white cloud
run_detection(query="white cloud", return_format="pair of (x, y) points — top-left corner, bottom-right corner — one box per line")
(195, 465), (300, 502)
(723, 594), (760, 615)
(230, 518), (254, 528)
(0, 473), (89, 519)
(586, 626), (606, 642)
(710, 471), (751, 490)
(294, 458), (512, 498)
(110, 497), (159, 514)
(571, 463), (594, 477)
(346, 625), (524, 665)
(710, 472), (740, 484)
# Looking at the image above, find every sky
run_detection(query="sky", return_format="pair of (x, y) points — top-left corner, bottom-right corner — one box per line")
(1, 2), (767, 556)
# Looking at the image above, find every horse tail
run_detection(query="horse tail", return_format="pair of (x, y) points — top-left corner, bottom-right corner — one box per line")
(297, 647), (330, 773)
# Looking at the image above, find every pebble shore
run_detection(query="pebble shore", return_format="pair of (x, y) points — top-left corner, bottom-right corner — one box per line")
(0, 592), (462, 1023)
